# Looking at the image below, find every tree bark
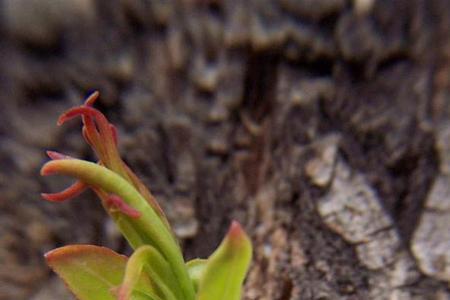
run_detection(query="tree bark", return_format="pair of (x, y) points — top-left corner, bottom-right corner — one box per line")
(0, 0), (449, 299)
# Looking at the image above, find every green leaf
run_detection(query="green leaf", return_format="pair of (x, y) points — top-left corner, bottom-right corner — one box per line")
(117, 245), (180, 300)
(186, 259), (206, 292)
(196, 221), (252, 300)
(45, 245), (127, 300)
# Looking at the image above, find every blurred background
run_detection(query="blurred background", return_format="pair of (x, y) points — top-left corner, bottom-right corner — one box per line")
(1, 0), (450, 299)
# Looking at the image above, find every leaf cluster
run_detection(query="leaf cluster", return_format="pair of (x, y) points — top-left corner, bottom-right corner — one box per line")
(41, 92), (252, 300)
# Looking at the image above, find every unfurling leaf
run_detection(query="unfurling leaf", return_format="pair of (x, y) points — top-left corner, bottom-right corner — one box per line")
(196, 221), (252, 300)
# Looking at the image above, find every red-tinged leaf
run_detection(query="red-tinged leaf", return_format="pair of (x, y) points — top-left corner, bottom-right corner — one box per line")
(41, 180), (87, 202)
(46, 150), (74, 160)
(196, 221), (252, 300)
(82, 125), (94, 147)
(57, 103), (126, 179)
(84, 91), (100, 106)
(106, 194), (141, 219)
(82, 115), (103, 151)
(45, 245), (127, 300)
(110, 124), (118, 145)
(57, 106), (108, 130)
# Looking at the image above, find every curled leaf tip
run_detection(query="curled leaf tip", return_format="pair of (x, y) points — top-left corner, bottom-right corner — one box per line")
(56, 104), (118, 167)
(57, 106), (106, 127)
(107, 195), (141, 219)
(40, 161), (60, 176)
(41, 181), (87, 202)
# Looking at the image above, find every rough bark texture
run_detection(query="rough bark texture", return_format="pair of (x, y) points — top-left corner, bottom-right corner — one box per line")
(0, 0), (450, 299)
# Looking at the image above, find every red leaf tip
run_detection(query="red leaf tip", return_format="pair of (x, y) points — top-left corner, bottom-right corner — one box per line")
(228, 220), (244, 239)
(41, 193), (56, 201)
(116, 284), (130, 300)
(41, 181), (87, 202)
(40, 162), (57, 176)
(84, 91), (100, 106)
(56, 91), (100, 126)
(46, 150), (73, 160)
(226, 220), (251, 251)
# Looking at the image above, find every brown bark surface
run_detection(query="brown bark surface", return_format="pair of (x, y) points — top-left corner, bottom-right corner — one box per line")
(0, 0), (450, 299)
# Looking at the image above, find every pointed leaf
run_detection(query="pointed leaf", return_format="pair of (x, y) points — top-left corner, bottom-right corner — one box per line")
(45, 245), (127, 300)
(196, 221), (252, 300)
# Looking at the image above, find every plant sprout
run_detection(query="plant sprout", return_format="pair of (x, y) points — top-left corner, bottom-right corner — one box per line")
(40, 91), (252, 300)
